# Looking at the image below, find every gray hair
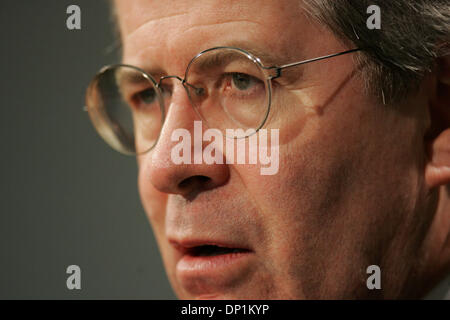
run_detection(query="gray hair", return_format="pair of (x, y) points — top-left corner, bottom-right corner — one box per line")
(303, 0), (450, 103)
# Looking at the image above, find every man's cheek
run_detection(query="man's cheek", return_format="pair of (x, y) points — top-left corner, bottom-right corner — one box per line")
(138, 160), (167, 225)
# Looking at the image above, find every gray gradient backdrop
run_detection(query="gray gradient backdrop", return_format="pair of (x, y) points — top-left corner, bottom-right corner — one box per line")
(0, 0), (176, 299)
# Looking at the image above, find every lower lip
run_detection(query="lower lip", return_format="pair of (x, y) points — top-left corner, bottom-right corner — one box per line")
(176, 251), (253, 295)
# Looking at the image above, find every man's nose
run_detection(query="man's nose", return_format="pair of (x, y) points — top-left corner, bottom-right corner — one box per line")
(146, 83), (229, 198)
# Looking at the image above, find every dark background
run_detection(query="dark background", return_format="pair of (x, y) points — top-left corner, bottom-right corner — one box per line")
(0, 0), (175, 299)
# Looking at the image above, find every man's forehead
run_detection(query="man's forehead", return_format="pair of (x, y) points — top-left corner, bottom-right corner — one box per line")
(114, 0), (308, 39)
(114, 0), (188, 37)
(113, 0), (329, 70)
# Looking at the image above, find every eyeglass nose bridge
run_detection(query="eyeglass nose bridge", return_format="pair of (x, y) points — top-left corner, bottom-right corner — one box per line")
(157, 75), (205, 96)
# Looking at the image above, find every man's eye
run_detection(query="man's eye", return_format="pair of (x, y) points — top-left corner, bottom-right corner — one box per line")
(135, 88), (157, 105)
(231, 73), (259, 91)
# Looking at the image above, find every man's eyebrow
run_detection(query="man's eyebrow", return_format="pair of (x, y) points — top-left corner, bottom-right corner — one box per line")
(184, 43), (291, 74)
(114, 61), (174, 86)
(115, 67), (154, 86)
(190, 50), (256, 72)
(126, 43), (292, 78)
(221, 41), (291, 67)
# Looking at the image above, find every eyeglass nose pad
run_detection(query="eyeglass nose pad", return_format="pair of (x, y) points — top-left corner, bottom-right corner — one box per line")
(183, 81), (207, 107)
(194, 87), (206, 96)
(181, 82), (211, 125)
(195, 87), (205, 96)
(183, 81), (205, 97)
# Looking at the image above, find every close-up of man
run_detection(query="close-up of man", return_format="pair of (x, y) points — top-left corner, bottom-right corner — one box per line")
(85, 0), (450, 299)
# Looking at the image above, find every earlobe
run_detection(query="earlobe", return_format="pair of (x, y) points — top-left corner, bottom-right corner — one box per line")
(424, 55), (450, 190)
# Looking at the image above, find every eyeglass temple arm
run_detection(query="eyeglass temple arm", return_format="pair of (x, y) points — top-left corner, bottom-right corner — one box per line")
(266, 48), (362, 79)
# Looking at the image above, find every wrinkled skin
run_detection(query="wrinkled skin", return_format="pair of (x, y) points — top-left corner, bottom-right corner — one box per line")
(115, 0), (450, 299)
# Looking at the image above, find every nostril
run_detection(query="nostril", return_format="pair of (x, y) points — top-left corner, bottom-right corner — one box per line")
(178, 175), (212, 192)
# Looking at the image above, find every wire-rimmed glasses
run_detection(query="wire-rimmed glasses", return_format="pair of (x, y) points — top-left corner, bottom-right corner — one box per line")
(85, 46), (361, 155)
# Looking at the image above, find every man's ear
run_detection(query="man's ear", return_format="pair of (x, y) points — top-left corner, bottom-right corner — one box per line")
(425, 55), (450, 190)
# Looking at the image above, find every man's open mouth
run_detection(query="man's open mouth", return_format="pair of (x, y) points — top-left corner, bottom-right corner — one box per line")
(185, 245), (251, 257)
(172, 239), (255, 294)
(169, 239), (252, 258)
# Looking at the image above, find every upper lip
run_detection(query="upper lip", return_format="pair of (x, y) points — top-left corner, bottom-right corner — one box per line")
(169, 238), (252, 255)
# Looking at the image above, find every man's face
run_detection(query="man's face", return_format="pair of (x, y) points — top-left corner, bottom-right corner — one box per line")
(115, 0), (431, 299)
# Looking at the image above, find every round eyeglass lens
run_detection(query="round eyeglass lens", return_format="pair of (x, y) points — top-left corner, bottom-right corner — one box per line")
(86, 65), (164, 155)
(184, 48), (271, 138)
